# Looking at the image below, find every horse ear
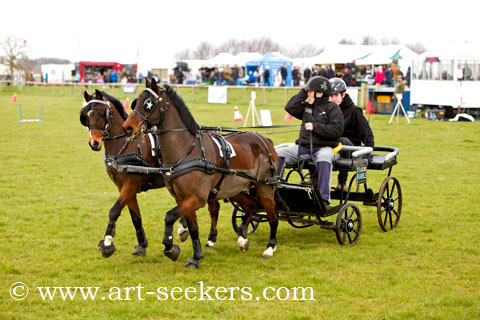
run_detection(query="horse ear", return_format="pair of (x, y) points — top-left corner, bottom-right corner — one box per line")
(84, 91), (91, 101)
(131, 98), (137, 110)
(146, 78), (151, 87)
(94, 89), (103, 100)
(151, 77), (158, 92)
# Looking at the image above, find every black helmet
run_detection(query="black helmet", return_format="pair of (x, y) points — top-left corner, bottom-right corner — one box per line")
(304, 76), (331, 94)
(329, 78), (347, 94)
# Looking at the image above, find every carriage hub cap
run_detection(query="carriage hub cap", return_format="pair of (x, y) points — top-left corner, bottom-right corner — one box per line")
(346, 219), (355, 233)
(388, 199), (395, 210)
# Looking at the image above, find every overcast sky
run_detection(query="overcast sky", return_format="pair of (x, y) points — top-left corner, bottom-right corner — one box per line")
(2, 0), (478, 69)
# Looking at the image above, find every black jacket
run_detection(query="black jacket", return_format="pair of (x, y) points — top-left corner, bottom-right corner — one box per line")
(285, 89), (344, 148)
(339, 94), (374, 147)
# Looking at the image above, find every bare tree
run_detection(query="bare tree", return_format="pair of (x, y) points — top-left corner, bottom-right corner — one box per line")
(193, 41), (215, 59)
(406, 42), (427, 55)
(380, 37), (401, 45)
(284, 44), (324, 58)
(1, 36), (29, 81)
(174, 48), (192, 60)
(339, 38), (356, 45)
(361, 35), (377, 45)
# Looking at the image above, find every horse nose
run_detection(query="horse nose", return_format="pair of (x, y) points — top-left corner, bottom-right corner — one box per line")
(123, 125), (133, 136)
(92, 140), (100, 148)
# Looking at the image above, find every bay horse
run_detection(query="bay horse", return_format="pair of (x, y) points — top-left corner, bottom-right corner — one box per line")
(80, 89), (190, 258)
(122, 79), (279, 269)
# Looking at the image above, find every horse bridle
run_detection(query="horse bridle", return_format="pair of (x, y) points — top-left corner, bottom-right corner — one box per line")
(132, 87), (168, 130)
(85, 99), (116, 140)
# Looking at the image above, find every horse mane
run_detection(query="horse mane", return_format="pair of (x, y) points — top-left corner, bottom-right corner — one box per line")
(164, 85), (199, 135)
(101, 91), (128, 120)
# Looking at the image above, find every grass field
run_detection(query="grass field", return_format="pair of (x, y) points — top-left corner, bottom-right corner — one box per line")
(1, 84), (479, 319)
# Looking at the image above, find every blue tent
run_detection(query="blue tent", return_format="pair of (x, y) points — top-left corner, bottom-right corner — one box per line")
(246, 52), (293, 87)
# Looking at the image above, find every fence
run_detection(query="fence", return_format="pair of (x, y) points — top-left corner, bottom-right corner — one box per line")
(0, 81), (368, 108)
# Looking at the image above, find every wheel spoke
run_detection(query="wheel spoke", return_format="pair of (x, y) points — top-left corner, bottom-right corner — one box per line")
(342, 230), (346, 243)
(393, 209), (399, 217)
(347, 207), (355, 219)
(353, 229), (359, 235)
(390, 182), (396, 198)
(392, 196), (399, 202)
(381, 206), (387, 213)
(389, 211), (393, 229)
(383, 211), (388, 226)
(347, 232), (352, 244)
(386, 181), (390, 198)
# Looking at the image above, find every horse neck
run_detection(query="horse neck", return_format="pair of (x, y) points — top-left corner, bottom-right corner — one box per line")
(157, 102), (196, 164)
(103, 103), (128, 156)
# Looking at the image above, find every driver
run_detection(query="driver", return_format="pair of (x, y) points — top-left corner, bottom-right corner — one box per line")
(276, 76), (344, 206)
(329, 78), (374, 190)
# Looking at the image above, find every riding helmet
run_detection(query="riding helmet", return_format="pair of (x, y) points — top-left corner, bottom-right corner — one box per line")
(329, 78), (347, 94)
(304, 76), (331, 95)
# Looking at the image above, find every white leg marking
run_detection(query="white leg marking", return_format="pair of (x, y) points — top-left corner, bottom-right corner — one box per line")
(238, 236), (247, 247)
(262, 246), (277, 258)
(104, 235), (113, 246)
(206, 240), (215, 247)
(178, 223), (186, 236)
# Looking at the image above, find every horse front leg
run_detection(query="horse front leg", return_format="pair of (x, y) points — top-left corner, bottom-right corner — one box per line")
(98, 199), (123, 258)
(205, 200), (220, 248)
(127, 197), (148, 256)
(162, 206), (182, 262)
(98, 182), (135, 258)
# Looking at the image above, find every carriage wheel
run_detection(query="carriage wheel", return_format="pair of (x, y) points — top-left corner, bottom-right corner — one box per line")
(231, 206), (260, 235)
(377, 176), (402, 232)
(335, 203), (362, 246)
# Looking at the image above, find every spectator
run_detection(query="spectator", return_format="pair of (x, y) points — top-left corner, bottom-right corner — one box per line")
(263, 65), (271, 86)
(292, 66), (299, 86)
(326, 65), (334, 79)
(303, 66), (312, 84)
(280, 64), (287, 86)
(393, 74), (405, 106)
(375, 65), (385, 86)
(343, 68), (353, 87)
(385, 65), (394, 87)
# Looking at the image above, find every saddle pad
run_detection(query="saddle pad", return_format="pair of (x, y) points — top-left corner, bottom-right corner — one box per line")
(210, 134), (236, 158)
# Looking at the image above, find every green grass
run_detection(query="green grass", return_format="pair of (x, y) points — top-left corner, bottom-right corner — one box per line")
(0, 85), (479, 319)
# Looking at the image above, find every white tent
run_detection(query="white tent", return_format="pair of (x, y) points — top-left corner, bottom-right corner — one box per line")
(206, 52), (236, 66)
(234, 52), (262, 66)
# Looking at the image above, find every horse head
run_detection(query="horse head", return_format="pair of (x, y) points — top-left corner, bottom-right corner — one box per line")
(80, 90), (114, 151)
(122, 78), (167, 137)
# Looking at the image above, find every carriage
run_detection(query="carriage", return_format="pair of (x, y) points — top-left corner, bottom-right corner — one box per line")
(231, 145), (401, 246)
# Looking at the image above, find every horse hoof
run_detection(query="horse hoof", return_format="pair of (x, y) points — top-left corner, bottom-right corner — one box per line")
(205, 240), (215, 249)
(164, 244), (180, 261)
(238, 237), (249, 253)
(179, 230), (189, 242)
(262, 246), (276, 259)
(184, 257), (199, 269)
(98, 240), (116, 258)
(132, 245), (146, 256)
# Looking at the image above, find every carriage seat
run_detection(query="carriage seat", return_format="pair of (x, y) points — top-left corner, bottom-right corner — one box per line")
(367, 146), (399, 170)
(285, 157), (368, 172)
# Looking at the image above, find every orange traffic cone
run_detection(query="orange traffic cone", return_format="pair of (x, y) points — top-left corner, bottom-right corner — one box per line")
(283, 112), (293, 121)
(234, 106), (244, 122)
(124, 98), (129, 110)
(365, 100), (375, 114)
(11, 93), (17, 103)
